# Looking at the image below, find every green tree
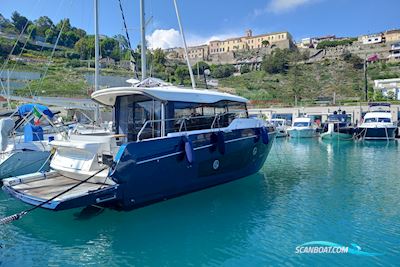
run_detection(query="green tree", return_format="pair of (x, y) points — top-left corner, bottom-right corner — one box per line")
(101, 37), (120, 60)
(11, 11), (29, 33)
(34, 16), (54, 36)
(56, 18), (72, 32)
(61, 31), (80, 47)
(152, 48), (166, 65)
(27, 24), (37, 40)
(261, 48), (289, 74)
(175, 66), (189, 84)
(240, 64), (250, 74)
(192, 61), (210, 75)
(74, 35), (95, 59)
(261, 40), (270, 47)
(45, 28), (58, 43)
(210, 64), (235, 78)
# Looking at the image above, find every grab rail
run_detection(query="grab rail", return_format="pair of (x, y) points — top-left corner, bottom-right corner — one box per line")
(136, 113), (238, 141)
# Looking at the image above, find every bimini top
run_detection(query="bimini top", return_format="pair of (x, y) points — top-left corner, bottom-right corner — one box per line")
(91, 83), (248, 106)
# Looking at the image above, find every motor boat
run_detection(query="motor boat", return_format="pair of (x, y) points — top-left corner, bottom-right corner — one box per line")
(320, 111), (355, 141)
(2, 78), (276, 211)
(267, 118), (288, 137)
(356, 103), (397, 140)
(287, 117), (317, 138)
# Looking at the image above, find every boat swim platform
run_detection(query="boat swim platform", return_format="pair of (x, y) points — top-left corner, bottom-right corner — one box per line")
(9, 175), (110, 202)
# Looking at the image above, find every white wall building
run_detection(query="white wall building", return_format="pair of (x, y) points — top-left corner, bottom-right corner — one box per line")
(360, 34), (383, 45)
(374, 78), (400, 100)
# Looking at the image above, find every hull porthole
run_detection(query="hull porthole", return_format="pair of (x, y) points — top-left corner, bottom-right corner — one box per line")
(253, 147), (258, 156)
(213, 159), (220, 170)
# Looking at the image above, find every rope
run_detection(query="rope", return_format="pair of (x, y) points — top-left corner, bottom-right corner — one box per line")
(0, 167), (107, 225)
(117, 0), (139, 79)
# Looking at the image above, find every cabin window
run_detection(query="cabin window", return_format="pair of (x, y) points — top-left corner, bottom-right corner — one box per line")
(115, 95), (162, 141)
(378, 118), (391, 123)
(293, 122), (309, 127)
(364, 118), (376, 123)
(165, 101), (247, 133)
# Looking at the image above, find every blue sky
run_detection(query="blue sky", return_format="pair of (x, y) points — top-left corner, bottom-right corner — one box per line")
(1, 0), (399, 48)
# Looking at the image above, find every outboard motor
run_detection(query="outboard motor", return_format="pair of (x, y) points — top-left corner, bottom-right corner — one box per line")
(0, 118), (15, 151)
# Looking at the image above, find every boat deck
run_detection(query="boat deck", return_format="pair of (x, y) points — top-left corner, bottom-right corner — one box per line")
(12, 175), (110, 201)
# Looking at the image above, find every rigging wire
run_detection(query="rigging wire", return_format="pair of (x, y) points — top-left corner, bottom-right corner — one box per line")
(117, 0), (139, 79)
(0, 0), (43, 94)
(33, 0), (71, 97)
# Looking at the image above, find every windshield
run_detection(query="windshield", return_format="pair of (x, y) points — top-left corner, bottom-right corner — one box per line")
(293, 122), (309, 127)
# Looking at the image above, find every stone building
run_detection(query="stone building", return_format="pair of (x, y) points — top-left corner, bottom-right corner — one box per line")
(209, 29), (294, 55)
(384, 29), (400, 43)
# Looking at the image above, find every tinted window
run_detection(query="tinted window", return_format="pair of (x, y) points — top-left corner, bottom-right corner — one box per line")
(165, 101), (247, 133)
(293, 122), (309, 127)
(378, 118), (391, 123)
(364, 118), (376, 123)
(116, 95), (161, 141)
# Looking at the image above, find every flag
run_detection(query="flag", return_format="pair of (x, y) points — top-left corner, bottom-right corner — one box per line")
(33, 106), (42, 125)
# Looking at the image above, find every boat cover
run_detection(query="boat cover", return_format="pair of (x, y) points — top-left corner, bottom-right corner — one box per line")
(17, 104), (54, 118)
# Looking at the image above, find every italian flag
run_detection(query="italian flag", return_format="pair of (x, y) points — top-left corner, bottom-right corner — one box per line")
(33, 106), (42, 125)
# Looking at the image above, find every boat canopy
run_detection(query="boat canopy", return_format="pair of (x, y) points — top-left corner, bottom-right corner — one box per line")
(91, 86), (248, 106)
(17, 104), (54, 118)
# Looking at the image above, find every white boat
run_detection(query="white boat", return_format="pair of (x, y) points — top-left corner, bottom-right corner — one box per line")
(0, 104), (67, 179)
(3, 78), (276, 211)
(287, 117), (317, 138)
(267, 118), (288, 137)
(356, 103), (397, 140)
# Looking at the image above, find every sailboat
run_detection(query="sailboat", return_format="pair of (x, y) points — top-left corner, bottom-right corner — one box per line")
(0, 104), (66, 179)
(2, 0), (276, 211)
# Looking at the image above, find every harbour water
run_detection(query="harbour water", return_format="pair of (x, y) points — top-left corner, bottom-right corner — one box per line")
(0, 139), (399, 266)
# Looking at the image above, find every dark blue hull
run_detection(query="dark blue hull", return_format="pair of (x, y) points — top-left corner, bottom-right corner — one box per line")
(356, 127), (396, 140)
(110, 128), (275, 210)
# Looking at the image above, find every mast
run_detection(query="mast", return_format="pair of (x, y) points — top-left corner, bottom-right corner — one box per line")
(140, 0), (147, 80)
(94, 0), (100, 121)
(173, 0), (196, 89)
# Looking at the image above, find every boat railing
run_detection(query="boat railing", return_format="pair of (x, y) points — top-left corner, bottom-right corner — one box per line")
(136, 112), (239, 141)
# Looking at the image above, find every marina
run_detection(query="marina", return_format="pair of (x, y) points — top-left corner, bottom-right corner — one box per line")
(1, 0), (399, 265)
(0, 138), (399, 266)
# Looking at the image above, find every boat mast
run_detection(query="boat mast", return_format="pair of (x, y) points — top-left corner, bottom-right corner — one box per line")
(94, 0), (100, 122)
(173, 0), (196, 89)
(140, 0), (147, 80)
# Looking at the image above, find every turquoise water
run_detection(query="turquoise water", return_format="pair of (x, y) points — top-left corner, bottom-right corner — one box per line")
(0, 139), (399, 266)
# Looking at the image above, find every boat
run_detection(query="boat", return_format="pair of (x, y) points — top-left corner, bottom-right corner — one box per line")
(287, 117), (317, 138)
(320, 111), (355, 141)
(2, 79), (276, 211)
(356, 103), (397, 140)
(0, 104), (66, 179)
(267, 118), (288, 137)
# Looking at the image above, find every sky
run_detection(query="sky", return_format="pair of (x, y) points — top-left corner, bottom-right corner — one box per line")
(1, 0), (399, 49)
